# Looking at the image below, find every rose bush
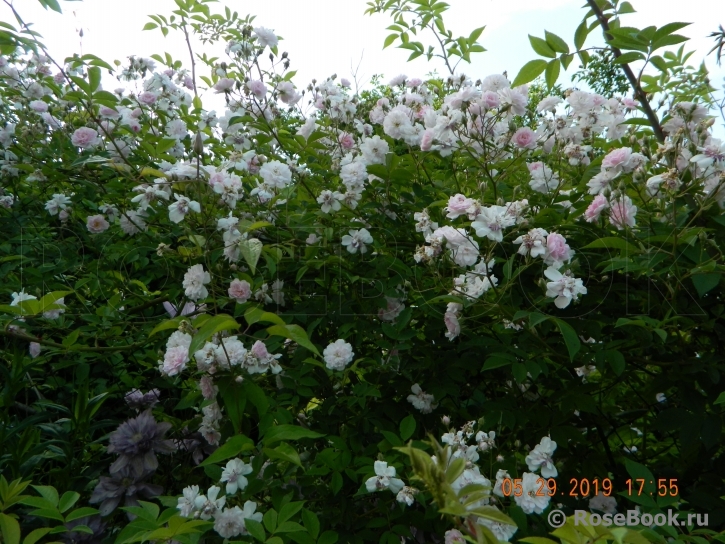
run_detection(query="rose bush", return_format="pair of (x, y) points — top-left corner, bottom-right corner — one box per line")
(1, 0), (725, 543)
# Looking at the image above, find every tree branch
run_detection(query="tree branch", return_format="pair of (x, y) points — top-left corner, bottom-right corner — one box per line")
(585, 0), (664, 143)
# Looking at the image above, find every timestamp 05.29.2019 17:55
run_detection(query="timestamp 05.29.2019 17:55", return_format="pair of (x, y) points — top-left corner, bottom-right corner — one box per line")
(499, 478), (680, 498)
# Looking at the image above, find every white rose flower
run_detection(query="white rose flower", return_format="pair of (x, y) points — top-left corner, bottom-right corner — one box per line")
(183, 264), (211, 301)
(365, 461), (404, 494)
(323, 339), (354, 371)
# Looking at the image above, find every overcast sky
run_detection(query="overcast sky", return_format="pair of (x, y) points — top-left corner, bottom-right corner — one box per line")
(4, 0), (724, 133)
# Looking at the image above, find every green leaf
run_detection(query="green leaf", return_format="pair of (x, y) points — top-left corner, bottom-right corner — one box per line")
(199, 433), (254, 467)
(263, 509), (278, 533)
(301, 509), (320, 540)
(22, 528), (52, 544)
(529, 35), (556, 58)
(64, 507), (100, 522)
(511, 362), (527, 384)
(243, 379), (269, 416)
(0, 513), (20, 544)
(245, 519), (266, 542)
(483, 356), (512, 371)
(529, 312), (549, 327)
(582, 237), (638, 253)
(266, 324), (319, 356)
(383, 34), (397, 49)
(58, 491), (80, 513)
(691, 273), (720, 297)
(598, 349), (625, 376)
(31, 485), (59, 507)
(263, 425), (324, 445)
(512, 59), (548, 87)
(617, 1), (636, 13)
(149, 317), (185, 337)
(239, 238), (263, 275)
(652, 22), (691, 43)
(400, 415), (416, 441)
(553, 319), (581, 361)
(714, 392), (725, 405)
(143, 22), (158, 30)
(244, 306), (286, 326)
(468, 506), (516, 525)
(574, 21), (589, 50)
(218, 379), (247, 435)
(27, 508), (64, 522)
(544, 30), (569, 54)
(278, 502), (305, 525)
(88, 66), (101, 93)
(613, 51), (646, 65)
(318, 531), (339, 544)
(276, 521), (306, 533)
(264, 442), (302, 467)
(188, 314), (240, 355)
(469, 26), (485, 43)
(545, 59), (560, 89)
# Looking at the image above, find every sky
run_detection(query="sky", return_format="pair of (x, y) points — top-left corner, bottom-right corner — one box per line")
(3, 0), (724, 132)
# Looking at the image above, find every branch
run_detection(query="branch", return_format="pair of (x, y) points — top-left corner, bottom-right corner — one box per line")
(0, 329), (145, 352)
(585, 0), (664, 143)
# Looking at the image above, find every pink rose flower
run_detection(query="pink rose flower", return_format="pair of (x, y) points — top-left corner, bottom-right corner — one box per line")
(602, 147), (632, 171)
(481, 90), (500, 110)
(609, 195), (637, 230)
(213, 78), (235, 93)
(406, 78), (423, 87)
(86, 214), (110, 234)
(512, 126), (537, 149)
(432, 226), (468, 248)
(161, 345), (189, 377)
(420, 129), (434, 151)
(71, 127), (100, 149)
(338, 132), (355, 150)
(446, 194), (474, 219)
(544, 232), (573, 267)
(228, 279), (252, 303)
(340, 78), (351, 88)
(99, 106), (120, 118)
(29, 100), (48, 112)
(248, 79), (267, 100)
(138, 91), (157, 105)
(29, 342), (41, 358)
(584, 195), (609, 222)
(199, 375), (218, 400)
(251, 340), (271, 360)
(444, 312), (460, 341)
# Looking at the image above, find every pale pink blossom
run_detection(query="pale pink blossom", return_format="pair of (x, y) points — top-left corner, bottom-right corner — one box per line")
(609, 195), (637, 230)
(71, 127), (101, 149)
(29, 342), (41, 358)
(161, 345), (190, 377)
(29, 100), (48, 112)
(543, 233), (573, 268)
(228, 279), (251, 303)
(247, 80), (267, 100)
(584, 195), (609, 222)
(199, 376), (218, 400)
(338, 132), (354, 150)
(138, 91), (157, 105)
(86, 214), (110, 234)
(213, 78), (235, 93)
(601, 147), (632, 171)
(446, 194), (474, 220)
(512, 127), (537, 149)
(420, 129), (434, 151)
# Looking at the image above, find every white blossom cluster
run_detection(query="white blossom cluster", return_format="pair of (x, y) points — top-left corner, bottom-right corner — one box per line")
(176, 483), (263, 539)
